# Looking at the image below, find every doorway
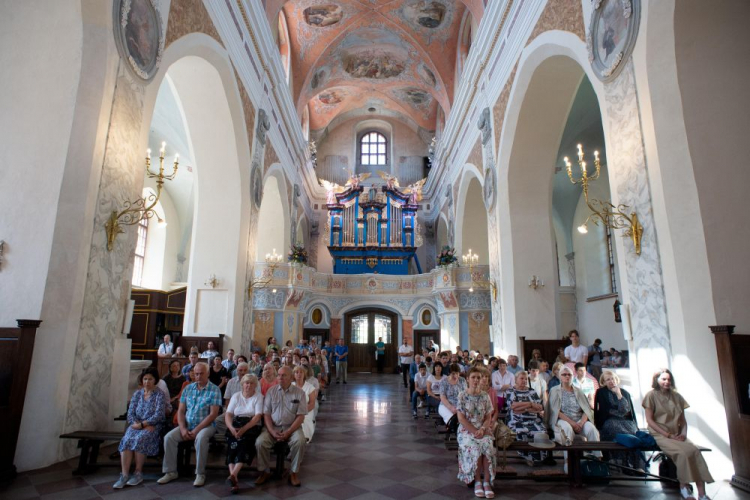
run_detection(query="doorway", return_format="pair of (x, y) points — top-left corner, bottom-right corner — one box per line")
(303, 329), (329, 350)
(415, 330), (441, 357)
(344, 309), (398, 373)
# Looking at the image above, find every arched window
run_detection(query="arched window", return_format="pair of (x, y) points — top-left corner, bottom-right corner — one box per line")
(132, 217), (149, 287)
(359, 131), (387, 166)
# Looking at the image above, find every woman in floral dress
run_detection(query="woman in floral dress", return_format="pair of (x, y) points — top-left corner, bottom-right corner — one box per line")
(114, 367), (166, 488)
(456, 366), (496, 498)
(507, 371), (550, 466)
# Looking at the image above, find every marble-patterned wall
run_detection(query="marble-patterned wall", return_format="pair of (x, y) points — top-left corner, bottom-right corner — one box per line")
(165, 0), (223, 48)
(402, 319), (414, 345)
(468, 311), (490, 355)
(330, 317), (342, 341)
(63, 67), (146, 454)
(253, 310), (274, 343)
(601, 62), (671, 372)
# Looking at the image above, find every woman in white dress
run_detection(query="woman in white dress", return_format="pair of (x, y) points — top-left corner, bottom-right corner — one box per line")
(293, 366), (318, 442)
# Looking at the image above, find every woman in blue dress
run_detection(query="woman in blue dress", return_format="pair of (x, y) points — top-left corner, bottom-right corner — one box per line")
(113, 367), (166, 489)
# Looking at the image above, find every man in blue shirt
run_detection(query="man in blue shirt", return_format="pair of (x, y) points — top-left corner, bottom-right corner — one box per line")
(334, 338), (348, 384)
(158, 362), (222, 487)
(182, 351), (199, 381)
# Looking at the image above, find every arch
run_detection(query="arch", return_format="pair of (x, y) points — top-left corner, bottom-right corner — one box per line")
(256, 164), (291, 260)
(494, 32), (609, 356)
(436, 212), (449, 250)
(303, 301), (332, 328)
(454, 165), (488, 264)
(296, 214), (309, 248)
(140, 33), (252, 351)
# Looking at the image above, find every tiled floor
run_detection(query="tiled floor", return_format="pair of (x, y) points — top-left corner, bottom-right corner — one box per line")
(3, 373), (748, 499)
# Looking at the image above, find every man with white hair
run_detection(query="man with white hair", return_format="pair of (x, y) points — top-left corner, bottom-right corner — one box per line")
(254, 366), (308, 487)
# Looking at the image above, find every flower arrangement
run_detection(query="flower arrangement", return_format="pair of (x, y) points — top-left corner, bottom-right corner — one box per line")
(437, 246), (458, 267)
(288, 244), (308, 265)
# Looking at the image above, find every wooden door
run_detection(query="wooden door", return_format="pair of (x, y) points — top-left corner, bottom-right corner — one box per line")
(344, 309), (397, 373)
(415, 330), (441, 356)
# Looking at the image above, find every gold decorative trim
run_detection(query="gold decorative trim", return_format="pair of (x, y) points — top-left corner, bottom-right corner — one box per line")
(131, 292), (152, 307)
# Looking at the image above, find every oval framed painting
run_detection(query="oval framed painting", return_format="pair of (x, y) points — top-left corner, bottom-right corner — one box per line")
(311, 308), (323, 325)
(113, 0), (164, 82)
(421, 308), (432, 326)
(587, 0), (640, 82)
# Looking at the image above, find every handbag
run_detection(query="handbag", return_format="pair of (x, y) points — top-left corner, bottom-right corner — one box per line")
(447, 414), (460, 434)
(581, 458), (611, 480)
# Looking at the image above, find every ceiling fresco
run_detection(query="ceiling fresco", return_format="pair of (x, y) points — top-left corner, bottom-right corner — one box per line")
(266, 1), (486, 136)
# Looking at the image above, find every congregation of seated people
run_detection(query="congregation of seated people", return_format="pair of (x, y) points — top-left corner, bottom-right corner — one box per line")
(401, 334), (713, 500)
(113, 335), (332, 494)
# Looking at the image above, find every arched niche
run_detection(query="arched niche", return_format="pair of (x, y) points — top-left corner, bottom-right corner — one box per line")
(496, 53), (590, 349)
(455, 167), (488, 264)
(139, 35), (252, 349)
(256, 167), (290, 261)
(437, 212), (449, 250)
(296, 214), (309, 248)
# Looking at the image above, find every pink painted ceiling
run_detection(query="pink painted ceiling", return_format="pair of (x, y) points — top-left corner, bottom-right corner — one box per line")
(266, 1), (485, 134)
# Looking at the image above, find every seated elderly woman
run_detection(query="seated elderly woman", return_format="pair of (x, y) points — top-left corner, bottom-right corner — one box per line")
(507, 370), (553, 467)
(439, 363), (468, 426)
(293, 366), (318, 442)
(260, 363), (278, 396)
(547, 365), (601, 455)
(225, 374), (264, 494)
(594, 370), (645, 473)
(456, 366), (496, 498)
(114, 367), (166, 489)
(643, 369), (713, 500)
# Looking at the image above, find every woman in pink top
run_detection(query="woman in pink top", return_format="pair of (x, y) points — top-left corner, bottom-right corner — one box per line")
(259, 364), (278, 396)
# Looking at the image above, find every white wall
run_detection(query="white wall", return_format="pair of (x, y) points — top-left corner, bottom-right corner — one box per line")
(458, 177), (489, 264)
(0, 0), (83, 325)
(255, 174), (288, 261)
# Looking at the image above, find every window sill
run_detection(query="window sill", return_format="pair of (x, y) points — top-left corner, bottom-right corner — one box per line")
(586, 293), (619, 303)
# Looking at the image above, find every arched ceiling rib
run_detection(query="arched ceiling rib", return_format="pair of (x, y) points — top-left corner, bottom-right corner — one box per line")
(268, 1), (481, 135)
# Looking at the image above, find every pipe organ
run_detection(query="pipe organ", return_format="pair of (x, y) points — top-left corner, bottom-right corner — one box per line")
(327, 184), (421, 275)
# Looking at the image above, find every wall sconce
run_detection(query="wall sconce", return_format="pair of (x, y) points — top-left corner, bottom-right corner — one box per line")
(528, 275), (544, 290)
(0, 240), (5, 271)
(248, 249), (283, 299)
(565, 144), (643, 255)
(461, 249), (498, 302)
(204, 274), (220, 288)
(105, 142), (178, 251)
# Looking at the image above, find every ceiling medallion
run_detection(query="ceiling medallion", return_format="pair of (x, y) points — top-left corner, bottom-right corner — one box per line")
(113, 0), (164, 82)
(587, 0), (640, 82)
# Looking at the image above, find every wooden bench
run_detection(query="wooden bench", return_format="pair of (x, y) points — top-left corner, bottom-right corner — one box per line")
(496, 440), (710, 487)
(59, 431), (124, 474)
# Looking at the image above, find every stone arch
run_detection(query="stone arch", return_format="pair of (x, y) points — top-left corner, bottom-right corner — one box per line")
(436, 212), (449, 250)
(140, 33), (252, 347)
(454, 165), (488, 264)
(494, 32), (611, 355)
(256, 164), (291, 260)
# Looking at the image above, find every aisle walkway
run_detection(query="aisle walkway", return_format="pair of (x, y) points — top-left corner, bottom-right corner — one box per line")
(3, 373), (747, 499)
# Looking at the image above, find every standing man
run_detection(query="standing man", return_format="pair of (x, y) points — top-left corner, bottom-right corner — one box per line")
(375, 336), (386, 373)
(157, 334), (174, 358)
(398, 339), (413, 388)
(564, 330), (588, 365)
(334, 338), (348, 384)
(158, 362), (222, 487)
(222, 349), (237, 373)
(254, 366), (308, 487)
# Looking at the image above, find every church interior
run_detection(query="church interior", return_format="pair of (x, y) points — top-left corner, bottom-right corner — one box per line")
(2, 0), (750, 498)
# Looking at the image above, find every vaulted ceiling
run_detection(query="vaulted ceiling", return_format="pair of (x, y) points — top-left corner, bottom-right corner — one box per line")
(266, 1), (485, 137)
